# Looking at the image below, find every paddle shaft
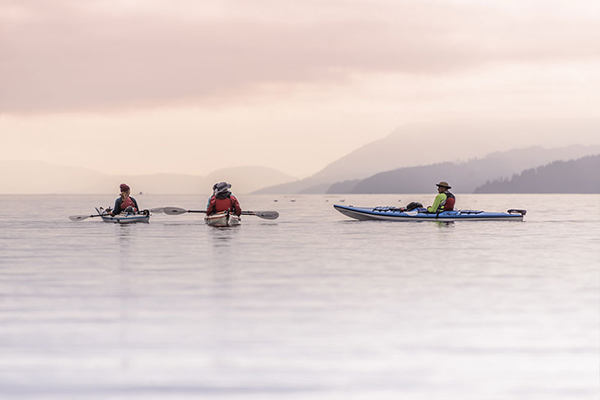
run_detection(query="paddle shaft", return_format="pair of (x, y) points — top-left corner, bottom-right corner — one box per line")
(187, 210), (263, 217)
(164, 207), (279, 220)
(180, 210), (271, 217)
(70, 208), (161, 221)
(69, 214), (104, 221)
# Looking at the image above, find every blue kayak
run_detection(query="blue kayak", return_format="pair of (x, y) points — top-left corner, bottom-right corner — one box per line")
(334, 204), (526, 221)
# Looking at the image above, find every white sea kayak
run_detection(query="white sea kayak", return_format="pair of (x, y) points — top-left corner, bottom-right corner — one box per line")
(205, 211), (241, 227)
(100, 213), (150, 224)
(96, 207), (150, 224)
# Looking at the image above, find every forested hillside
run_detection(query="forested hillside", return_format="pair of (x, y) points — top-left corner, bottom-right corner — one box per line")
(474, 155), (600, 193)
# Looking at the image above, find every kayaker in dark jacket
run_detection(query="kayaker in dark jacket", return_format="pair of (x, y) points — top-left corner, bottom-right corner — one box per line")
(109, 183), (139, 215)
(207, 182), (242, 216)
(427, 181), (455, 213)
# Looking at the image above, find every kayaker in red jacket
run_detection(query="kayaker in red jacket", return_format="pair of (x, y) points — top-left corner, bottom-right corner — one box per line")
(206, 182), (242, 216)
(109, 183), (140, 216)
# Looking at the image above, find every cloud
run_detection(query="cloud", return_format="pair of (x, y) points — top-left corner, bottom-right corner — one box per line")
(1, 0), (598, 113)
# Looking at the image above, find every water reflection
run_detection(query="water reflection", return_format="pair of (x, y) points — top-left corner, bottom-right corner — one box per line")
(117, 224), (134, 235)
(435, 221), (455, 228)
(116, 224), (133, 253)
(209, 226), (239, 248)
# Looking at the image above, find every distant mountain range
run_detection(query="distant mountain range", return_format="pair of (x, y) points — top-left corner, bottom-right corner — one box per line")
(254, 119), (600, 194)
(0, 161), (293, 194)
(474, 155), (600, 193)
(254, 143), (600, 195)
(326, 145), (600, 194)
(3, 119), (599, 194)
(6, 145), (596, 195)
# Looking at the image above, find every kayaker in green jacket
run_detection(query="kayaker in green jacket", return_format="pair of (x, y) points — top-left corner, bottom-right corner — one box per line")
(427, 181), (455, 213)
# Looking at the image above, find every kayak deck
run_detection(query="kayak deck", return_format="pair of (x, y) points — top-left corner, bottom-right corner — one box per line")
(334, 204), (525, 221)
(101, 214), (150, 224)
(205, 211), (241, 227)
(96, 207), (150, 224)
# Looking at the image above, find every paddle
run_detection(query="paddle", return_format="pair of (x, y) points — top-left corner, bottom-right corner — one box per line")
(69, 207), (165, 221)
(164, 207), (279, 220)
(69, 214), (103, 221)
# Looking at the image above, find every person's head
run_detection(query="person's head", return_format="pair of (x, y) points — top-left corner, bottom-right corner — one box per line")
(436, 181), (451, 192)
(119, 183), (131, 197)
(214, 181), (231, 198)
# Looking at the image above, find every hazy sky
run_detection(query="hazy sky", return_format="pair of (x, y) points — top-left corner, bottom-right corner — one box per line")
(1, 0), (599, 177)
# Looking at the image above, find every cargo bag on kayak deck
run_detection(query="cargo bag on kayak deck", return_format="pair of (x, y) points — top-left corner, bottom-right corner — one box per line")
(406, 202), (423, 211)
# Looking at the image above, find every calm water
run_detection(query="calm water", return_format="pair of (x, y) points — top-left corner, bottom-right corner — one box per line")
(0, 194), (598, 400)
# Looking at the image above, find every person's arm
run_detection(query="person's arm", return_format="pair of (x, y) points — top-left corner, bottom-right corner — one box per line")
(112, 198), (122, 215)
(231, 196), (242, 216)
(131, 197), (139, 212)
(206, 196), (216, 215)
(427, 193), (446, 213)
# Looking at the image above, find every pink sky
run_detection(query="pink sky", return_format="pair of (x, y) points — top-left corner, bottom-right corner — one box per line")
(1, 0), (599, 177)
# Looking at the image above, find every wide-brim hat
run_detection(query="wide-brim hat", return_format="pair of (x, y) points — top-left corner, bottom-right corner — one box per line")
(215, 181), (232, 194)
(436, 181), (451, 189)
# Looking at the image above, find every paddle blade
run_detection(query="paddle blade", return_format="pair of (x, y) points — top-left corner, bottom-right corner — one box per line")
(243, 211), (279, 220)
(69, 215), (90, 221)
(163, 207), (189, 215)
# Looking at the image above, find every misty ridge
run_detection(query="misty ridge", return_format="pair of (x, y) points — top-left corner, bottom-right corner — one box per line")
(1, 123), (599, 195)
(254, 144), (600, 195)
(253, 120), (600, 195)
(323, 147), (600, 195)
(474, 155), (600, 193)
(0, 162), (293, 195)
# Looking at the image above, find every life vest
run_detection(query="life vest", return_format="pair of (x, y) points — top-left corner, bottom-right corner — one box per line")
(213, 197), (233, 213)
(208, 195), (241, 215)
(443, 192), (455, 211)
(121, 196), (137, 211)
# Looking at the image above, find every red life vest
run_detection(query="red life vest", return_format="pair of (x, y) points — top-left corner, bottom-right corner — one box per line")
(121, 196), (136, 211)
(443, 192), (455, 211)
(208, 195), (241, 215)
(214, 197), (233, 213)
